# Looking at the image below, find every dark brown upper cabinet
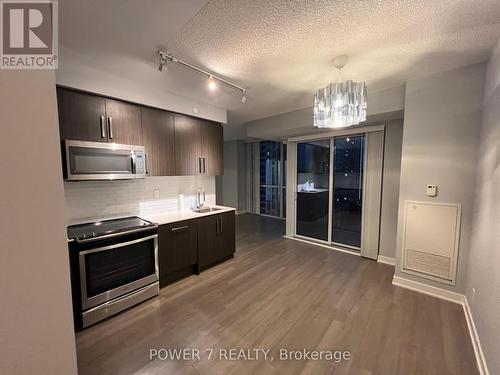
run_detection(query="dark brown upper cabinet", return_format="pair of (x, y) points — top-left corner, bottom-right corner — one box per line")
(174, 115), (223, 176)
(141, 107), (175, 176)
(104, 99), (142, 145)
(57, 87), (142, 145)
(200, 120), (223, 176)
(57, 88), (107, 142)
(57, 87), (223, 176)
(173, 114), (202, 176)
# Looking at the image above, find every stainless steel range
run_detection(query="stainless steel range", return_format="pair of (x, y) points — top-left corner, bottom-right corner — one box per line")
(67, 216), (159, 328)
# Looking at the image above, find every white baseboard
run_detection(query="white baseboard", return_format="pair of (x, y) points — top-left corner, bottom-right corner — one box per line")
(377, 255), (395, 266)
(392, 275), (489, 375)
(463, 297), (490, 375)
(235, 210), (248, 215)
(392, 275), (464, 305)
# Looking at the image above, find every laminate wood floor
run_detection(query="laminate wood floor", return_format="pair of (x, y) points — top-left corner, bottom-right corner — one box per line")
(76, 214), (478, 375)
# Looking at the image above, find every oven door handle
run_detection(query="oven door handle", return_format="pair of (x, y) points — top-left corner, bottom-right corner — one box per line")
(76, 227), (157, 244)
(78, 233), (158, 254)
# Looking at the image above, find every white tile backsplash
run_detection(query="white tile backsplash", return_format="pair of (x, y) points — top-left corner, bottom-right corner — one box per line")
(64, 175), (216, 224)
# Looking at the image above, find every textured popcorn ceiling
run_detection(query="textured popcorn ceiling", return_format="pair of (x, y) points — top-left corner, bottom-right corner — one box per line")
(59, 0), (500, 126)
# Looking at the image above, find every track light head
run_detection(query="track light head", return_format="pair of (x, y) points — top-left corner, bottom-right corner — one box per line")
(241, 95), (247, 103)
(158, 50), (169, 72)
(208, 76), (217, 91)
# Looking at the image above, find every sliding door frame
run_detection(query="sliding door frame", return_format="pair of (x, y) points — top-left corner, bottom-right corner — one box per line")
(287, 124), (385, 255)
(256, 140), (287, 220)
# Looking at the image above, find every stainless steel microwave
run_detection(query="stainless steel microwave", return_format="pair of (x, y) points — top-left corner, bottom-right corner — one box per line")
(65, 140), (146, 181)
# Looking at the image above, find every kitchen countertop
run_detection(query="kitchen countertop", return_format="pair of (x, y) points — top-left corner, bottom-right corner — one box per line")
(298, 188), (329, 194)
(141, 205), (236, 226)
(67, 205), (236, 242)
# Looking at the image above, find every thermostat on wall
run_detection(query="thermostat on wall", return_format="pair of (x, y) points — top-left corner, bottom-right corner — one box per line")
(426, 184), (437, 197)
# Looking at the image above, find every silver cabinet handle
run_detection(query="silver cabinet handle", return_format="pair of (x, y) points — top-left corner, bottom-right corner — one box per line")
(216, 217), (219, 234)
(145, 153), (149, 175)
(108, 117), (113, 139)
(100, 116), (106, 138)
(198, 157), (202, 174)
(203, 157), (206, 174)
(171, 225), (189, 232)
(219, 217), (222, 233)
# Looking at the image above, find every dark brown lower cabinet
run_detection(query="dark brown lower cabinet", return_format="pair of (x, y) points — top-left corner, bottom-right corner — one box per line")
(198, 212), (235, 271)
(218, 211), (236, 259)
(158, 220), (198, 287)
(197, 215), (219, 269)
(158, 212), (236, 287)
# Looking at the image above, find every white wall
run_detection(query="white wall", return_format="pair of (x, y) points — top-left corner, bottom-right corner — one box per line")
(466, 38), (500, 375)
(219, 141), (238, 209)
(395, 63), (485, 292)
(65, 176), (215, 223)
(246, 85), (405, 139)
(57, 46), (227, 124)
(217, 140), (247, 212)
(379, 120), (404, 258)
(0, 71), (78, 374)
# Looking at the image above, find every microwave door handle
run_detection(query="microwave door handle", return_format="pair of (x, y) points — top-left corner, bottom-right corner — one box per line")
(132, 151), (137, 174)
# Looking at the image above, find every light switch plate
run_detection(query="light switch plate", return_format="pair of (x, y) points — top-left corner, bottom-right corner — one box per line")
(153, 189), (160, 199)
(426, 184), (437, 197)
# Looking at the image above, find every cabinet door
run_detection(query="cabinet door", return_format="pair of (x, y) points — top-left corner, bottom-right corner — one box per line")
(200, 120), (223, 175)
(218, 211), (235, 259)
(197, 215), (218, 268)
(141, 107), (175, 176)
(57, 88), (107, 142)
(174, 114), (202, 175)
(158, 221), (198, 284)
(105, 99), (143, 145)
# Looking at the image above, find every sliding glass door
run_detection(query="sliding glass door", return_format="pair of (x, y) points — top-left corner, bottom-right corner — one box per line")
(296, 140), (331, 241)
(295, 135), (365, 249)
(332, 135), (365, 249)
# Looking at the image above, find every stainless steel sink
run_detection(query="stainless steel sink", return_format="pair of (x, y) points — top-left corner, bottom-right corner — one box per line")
(192, 206), (222, 213)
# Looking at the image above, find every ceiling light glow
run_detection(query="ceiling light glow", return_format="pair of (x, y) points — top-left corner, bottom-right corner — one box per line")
(208, 77), (217, 91)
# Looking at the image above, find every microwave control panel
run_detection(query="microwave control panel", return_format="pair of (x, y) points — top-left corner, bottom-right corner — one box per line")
(135, 152), (145, 175)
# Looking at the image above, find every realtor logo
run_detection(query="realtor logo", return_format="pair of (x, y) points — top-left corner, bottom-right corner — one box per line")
(1, 0), (58, 69)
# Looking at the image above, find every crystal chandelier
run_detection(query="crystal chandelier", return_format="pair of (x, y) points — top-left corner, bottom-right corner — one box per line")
(313, 55), (367, 128)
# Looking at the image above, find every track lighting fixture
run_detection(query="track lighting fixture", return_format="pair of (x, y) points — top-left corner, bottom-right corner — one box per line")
(157, 50), (247, 103)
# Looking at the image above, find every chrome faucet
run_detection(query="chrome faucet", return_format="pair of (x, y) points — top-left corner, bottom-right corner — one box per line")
(195, 188), (206, 209)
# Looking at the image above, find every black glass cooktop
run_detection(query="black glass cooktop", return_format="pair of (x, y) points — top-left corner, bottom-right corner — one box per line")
(67, 216), (156, 241)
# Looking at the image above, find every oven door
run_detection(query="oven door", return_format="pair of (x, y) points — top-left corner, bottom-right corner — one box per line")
(79, 234), (158, 310)
(65, 140), (140, 180)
